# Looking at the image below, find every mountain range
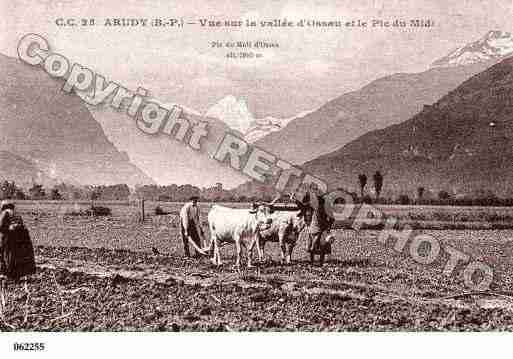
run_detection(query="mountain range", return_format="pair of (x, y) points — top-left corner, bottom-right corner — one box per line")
(87, 98), (249, 188)
(0, 54), (153, 187)
(303, 56), (513, 197)
(254, 60), (499, 165)
(87, 95), (310, 187)
(225, 31), (509, 167)
(3, 30), (512, 193)
(85, 30), (513, 190)
(204, 95), (307, 142)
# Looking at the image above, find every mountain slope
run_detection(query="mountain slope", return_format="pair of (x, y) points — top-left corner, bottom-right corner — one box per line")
(0, 151), (54, 187)
(91, 93), (309, 187)
(432, 30), (513, 68)
(205, 95), (254, 133)
(204, 96), (305, 143)
(0, 54), (154, 186)
(245, 116), (299, 143)
(303, 57), (513, 197)
(255, 60), (496, 165)
(88, 100), (249, 188)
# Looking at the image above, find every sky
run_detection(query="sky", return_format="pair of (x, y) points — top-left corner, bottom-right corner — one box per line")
(1, 0), (512, 118)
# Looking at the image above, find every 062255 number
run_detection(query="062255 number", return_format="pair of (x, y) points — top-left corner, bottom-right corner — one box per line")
(13, 342), (45, 351)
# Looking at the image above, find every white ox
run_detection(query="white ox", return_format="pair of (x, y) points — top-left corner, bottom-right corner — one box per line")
(250, 209), (306, 264)
(207, 204), (273, 268)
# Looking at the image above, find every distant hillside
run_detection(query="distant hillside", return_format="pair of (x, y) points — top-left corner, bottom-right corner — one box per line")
(0, 151), (55, 187)
(303, 57), (513, 198)
(88, 97), (250, 188)
(0, 54), (154, 186)
(255, 61), (496, 165)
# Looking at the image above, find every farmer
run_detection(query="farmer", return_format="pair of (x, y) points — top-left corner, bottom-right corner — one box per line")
(0, 200), (14, 277)
(293, 187), (334, 266)
(0, 200), (36, 280)
(179, 195), (205, 258)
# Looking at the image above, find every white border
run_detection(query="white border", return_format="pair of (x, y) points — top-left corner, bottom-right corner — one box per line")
(1, 333), (512, 359)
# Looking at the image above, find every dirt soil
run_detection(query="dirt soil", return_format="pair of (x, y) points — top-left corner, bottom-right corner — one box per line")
(2, 206), (513, 331)
(2, 243), (513, 331)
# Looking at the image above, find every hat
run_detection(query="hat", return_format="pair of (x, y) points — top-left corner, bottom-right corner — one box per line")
(249, 202), (258, 214)
(189, 195), (199, 201)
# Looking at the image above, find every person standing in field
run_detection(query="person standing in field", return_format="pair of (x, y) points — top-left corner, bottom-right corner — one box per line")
(0, 200), (36, 280)
(293, 187), (334, 266)
(179, 196), (205, 258)
(0, 200), (14, 277)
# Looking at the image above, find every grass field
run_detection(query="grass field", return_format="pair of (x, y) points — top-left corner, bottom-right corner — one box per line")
(2, 201), (513, 331)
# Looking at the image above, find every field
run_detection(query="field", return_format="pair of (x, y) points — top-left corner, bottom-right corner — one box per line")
(2, 201), (513, 331)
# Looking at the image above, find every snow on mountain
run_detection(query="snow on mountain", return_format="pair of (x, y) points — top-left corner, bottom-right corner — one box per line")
(205, 95), (254, 133)
(245, 110), (315, 143)
(245, 117), (283, 143)
(432, 30), (513, 68)
(205, 95), (311, 142)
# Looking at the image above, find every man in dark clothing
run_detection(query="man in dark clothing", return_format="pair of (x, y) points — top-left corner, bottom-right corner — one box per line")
(292, 189), (334, 266)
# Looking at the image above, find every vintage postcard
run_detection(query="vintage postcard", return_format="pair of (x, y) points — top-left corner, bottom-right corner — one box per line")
(0, 0), (512, 356)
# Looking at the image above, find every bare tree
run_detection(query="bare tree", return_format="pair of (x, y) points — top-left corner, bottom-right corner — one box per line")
(373, 171), (383, 199)
(417, 187), (425, 202)
(358, 174), (367, 198)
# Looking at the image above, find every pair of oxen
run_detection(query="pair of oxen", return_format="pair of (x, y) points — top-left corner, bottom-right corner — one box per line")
(191, 200), (335, 268)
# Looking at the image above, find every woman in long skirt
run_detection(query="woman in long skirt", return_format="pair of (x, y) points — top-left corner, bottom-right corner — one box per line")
(0, 200), (35, 280)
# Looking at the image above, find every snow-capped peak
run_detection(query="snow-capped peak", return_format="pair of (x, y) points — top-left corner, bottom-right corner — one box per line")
(205, 96), (254, 133)
(244, 109), (316, 143)
(204, 95), (315, 142)
(245, 117), (283, 143)
(431, 30), (513, 68)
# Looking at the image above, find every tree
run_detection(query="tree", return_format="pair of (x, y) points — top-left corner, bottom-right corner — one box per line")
(92, 184), (130, 201)
(438, 190), (451, 201)
(51, 183), (85, 200)
(417, 187), (425, 201)
(90, 187), (100, 206)
(373, 171), (383, 199)
(14, 188), (26, 200)
(397, 194), (410, 205)
(358, 174), (367, 198)
(29, 184), (45, 199)
(50, 188), (62, 200)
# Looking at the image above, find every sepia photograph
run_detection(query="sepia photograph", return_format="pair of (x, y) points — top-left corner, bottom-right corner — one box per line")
(1, 0), (513, 356)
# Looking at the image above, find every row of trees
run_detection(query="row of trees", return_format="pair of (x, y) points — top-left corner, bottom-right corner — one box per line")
(0, 181), (131, 201)
(0, 181), (52, 200)
(0, 181), (244, 202)
(1, 175), (511, 207)
(354, 173), (513, 206)
(134, 183), (250, 202)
